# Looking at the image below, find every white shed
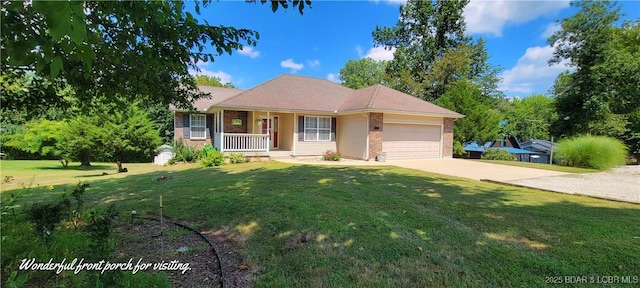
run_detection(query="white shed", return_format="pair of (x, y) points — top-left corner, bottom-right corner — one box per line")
(153, 145), (174, 165)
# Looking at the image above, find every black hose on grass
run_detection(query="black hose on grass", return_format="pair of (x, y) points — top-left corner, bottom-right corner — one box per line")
(139, 216), (225, 288)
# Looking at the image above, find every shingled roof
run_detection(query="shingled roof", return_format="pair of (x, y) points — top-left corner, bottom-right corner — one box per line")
(173, 75), (463, 118)
(170, 86), (244, 112)
(339, 84), (463, 117)
(218, 74), (353, 113)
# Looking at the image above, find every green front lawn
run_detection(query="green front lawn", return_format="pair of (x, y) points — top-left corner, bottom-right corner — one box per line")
(2, 160), (639, 287)
(476, 159), (599, 173)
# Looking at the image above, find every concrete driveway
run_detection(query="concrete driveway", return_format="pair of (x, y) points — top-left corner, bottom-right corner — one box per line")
(388, 158), (568, 181)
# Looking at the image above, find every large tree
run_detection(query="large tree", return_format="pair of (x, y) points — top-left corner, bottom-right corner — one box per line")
(97, 104), (162, 172)
(434, 80), (501, 145)
(338, 58), (387, 89)
(6, 104), (161, 170)
(1, 0), (308, 111)
(548, 0), (640, 158)
(3, 119), (73, 166)
(62, 115), (103, 166)
(194, 75), (236, 88)
(372, 0), (501, 101)
(500, 94), (557, 141)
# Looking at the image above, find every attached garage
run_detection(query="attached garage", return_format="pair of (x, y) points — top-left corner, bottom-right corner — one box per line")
(382, 123), (441, 160)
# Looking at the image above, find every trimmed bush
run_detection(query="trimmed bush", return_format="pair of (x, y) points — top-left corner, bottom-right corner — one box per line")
(481, 149), (515, 161)
(200, 144), (224, 167)
(554, 135), (627, 170)
(322, 150), (341, 161)
(229, 153), (247, 164)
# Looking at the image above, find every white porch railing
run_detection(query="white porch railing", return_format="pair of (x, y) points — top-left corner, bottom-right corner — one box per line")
(221, 133), (269, 152)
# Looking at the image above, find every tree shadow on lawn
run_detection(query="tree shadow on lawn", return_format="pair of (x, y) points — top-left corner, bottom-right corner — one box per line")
(34, 164), (115, 171)
(11, 162), (640, 286)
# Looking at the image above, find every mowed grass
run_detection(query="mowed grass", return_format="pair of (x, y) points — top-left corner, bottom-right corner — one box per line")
(476, 159), (599, 174)
(2, 160), (639, 287)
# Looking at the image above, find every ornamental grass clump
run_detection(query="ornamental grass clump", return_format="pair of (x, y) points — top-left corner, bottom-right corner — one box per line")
(554, 135), (627, 170)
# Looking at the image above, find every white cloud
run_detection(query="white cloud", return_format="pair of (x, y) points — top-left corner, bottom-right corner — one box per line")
(361, 46), (396, 61)
(499, 45), (571, 95)
(307, 59), (321, 68)
(280, 58), (304, 72)
(540, 22), (561, 39)
(355, 45), (364, 58)
(464, 0), (569, 36)
(190, 68), (233, 84)
(327, 73), (340, 83)
(238, 46), (260, 58)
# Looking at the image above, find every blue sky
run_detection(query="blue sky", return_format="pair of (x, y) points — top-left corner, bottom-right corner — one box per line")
(191, 0), (640, 98)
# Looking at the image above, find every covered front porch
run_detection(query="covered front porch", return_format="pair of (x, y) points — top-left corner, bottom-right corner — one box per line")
(211, 110), (294, 155)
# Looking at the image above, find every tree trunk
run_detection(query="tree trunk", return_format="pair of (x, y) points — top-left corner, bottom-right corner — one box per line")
(80, 151), (91, 166)
(116, 153), (124, 173)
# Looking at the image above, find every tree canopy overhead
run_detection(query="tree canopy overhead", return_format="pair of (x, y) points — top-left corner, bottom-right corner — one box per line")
(373, 0), (469, 57)
(548, 0), (639, 159)
(371, 0), (500, 101)
(547, 0), (640, 161)
(1, 0), (308, 110)
(338, 58), (387, 89)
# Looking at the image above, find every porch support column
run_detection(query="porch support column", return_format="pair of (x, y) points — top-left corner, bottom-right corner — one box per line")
(266, 111), (270, 153)
(292, 113), (297, 156)
(220, 110), (224, 152)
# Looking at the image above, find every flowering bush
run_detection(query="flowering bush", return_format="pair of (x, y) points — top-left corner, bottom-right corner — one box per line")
(322, 150), (341, 161)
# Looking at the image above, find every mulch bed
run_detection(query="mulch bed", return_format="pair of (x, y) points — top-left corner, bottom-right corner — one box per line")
(113, 216), (253, 287)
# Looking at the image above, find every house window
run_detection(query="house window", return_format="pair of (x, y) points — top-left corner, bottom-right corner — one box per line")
(190, 114), (206, 139)
(304, 116), (331, 141)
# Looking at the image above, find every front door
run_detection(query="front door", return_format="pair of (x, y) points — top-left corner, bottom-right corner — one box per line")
(272, 116), (279, 148)
(260, 117), (279, 149)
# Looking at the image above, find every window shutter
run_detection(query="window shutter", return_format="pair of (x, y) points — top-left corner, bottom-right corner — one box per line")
(298, 116), (305, 141)
(331, 117), (337, 141)
(206, 114), (213, 139)
(183, 114), (190, 139)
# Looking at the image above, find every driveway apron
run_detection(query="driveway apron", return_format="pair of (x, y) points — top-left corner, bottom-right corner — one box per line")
(388, 159), (567, 182)
(389, 159), (639, 204)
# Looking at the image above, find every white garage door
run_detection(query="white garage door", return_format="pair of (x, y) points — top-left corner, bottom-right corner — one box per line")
(383, 124), (441, 159)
